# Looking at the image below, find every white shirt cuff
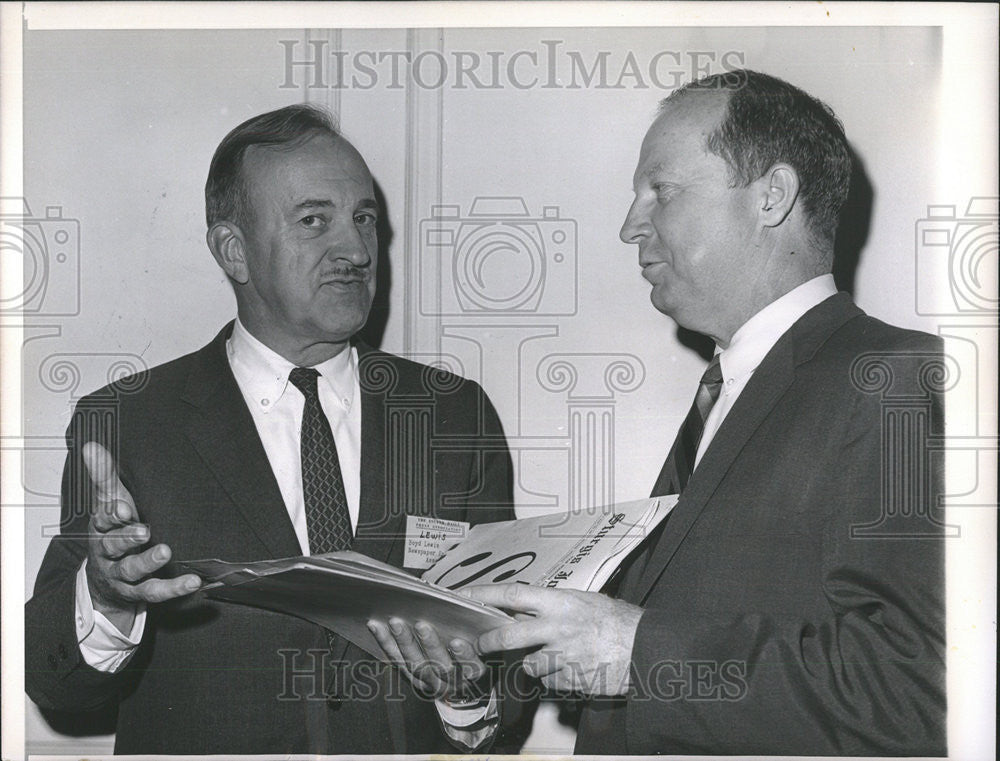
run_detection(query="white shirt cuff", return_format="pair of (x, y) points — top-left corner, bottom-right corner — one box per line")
(75, 559), (146, 672)
(435, 689), (499, 750)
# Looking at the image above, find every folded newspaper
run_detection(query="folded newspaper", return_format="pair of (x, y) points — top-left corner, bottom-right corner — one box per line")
(179, 496), (676, 661)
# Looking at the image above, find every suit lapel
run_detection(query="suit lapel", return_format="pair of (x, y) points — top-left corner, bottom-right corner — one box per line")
(632, 293), (862, 603)
(352, 343), (406, 563)
(181, 323), (301, 559)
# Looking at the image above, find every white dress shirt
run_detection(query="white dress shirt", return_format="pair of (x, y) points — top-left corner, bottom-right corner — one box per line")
(227, 318), (362, 551)
(694, 274), (839, 467)
(74, 318), (494, 740)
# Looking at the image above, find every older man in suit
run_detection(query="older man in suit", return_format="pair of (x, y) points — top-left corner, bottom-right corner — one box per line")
(25, 105), (515, 754)
(470, 69), (946, 755)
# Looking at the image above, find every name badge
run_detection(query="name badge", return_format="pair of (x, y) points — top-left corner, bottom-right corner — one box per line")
(403, 515), (469, 570)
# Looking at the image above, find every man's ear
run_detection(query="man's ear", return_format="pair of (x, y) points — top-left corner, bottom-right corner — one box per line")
(758, 163), (800, 228)
(206, 222), (250, 284)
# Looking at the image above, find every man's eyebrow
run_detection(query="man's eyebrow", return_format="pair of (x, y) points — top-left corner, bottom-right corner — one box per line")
(641, 162), (667, 179)
(291, 198), (379, 213)
(632, 162), (668, 191)
(292, 199), (335, 212)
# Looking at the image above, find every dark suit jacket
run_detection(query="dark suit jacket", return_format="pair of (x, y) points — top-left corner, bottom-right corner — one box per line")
(25, 323), (515, 755)
(577, 293), (947, 756)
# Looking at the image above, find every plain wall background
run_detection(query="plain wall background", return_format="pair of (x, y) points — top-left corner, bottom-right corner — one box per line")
(15, 23), (994, 754)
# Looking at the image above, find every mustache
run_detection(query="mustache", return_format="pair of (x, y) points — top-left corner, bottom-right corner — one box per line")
(321, 265), (371, 282)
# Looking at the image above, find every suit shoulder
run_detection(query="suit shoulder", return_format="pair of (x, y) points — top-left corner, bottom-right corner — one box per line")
(814, 311), (942, 368)
(843, 313), (942, 353)
(801, 312), (945, 405)
(73, 336), (218, 410)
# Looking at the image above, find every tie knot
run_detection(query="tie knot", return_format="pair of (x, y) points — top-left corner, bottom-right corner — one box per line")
(288, 367), (321, 399)
(700, 355), (723, 388)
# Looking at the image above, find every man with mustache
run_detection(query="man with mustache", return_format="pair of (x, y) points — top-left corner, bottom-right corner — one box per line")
(25, 105), (515, 754)
(469, 69), (947, 755)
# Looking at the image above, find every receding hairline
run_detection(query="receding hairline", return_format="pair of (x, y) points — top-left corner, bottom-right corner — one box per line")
(234, 131), (376, 222)
(639, 90), (731, 170)
(238, 131), (373, 189)
(653, 87), (731, 138)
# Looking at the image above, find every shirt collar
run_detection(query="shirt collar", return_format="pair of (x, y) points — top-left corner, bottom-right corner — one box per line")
(227, 318), (356, 414)
(718, 274), (838, 384)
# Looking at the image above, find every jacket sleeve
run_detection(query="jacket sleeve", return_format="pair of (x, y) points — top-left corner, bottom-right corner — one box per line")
(25, 396), (140, 711)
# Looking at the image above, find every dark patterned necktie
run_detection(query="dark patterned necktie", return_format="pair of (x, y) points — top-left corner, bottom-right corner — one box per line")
(288, 367), (352, 658)
(288, 367), (353, 554)
(650, 354), (725, 496)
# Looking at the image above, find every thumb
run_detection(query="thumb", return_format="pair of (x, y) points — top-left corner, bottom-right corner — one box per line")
(83, 441), (119, 494)
(83, 441), (137, 523)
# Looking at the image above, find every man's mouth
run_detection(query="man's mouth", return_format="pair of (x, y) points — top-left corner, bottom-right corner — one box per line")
(322, 269), (369, 285)
(640, 260), (670, 286)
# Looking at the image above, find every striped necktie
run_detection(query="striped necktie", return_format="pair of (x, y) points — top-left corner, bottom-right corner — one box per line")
(650, 354), (724, 496)
(606, 354), (725, 600)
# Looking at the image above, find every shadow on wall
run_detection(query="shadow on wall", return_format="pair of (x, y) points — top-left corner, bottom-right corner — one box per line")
(675, 143), (873, 364)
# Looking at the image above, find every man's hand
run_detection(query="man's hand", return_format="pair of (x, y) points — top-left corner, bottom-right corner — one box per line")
(83, 442), (201, 632)
(367, 618), (490, 703)
(463, 584), (643, 696)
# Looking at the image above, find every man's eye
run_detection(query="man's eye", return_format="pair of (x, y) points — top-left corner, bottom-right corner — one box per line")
(355, 211), (377, 226)
(651, 184), (676, 202)
(300, 215), (325, 228)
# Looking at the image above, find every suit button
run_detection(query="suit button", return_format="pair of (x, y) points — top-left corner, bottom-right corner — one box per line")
(47, 654), (58, 670)
(58, 643), (69, 659)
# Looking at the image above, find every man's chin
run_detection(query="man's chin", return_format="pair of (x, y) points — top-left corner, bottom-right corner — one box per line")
(313, 310), (371, 344)
(648, 288), (676, 318)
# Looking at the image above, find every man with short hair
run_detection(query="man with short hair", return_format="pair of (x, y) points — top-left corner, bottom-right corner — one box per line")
(470, 69), (947, 756)
(26, 104), (515, 754)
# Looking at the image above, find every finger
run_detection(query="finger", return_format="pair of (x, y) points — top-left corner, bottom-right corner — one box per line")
(389, 619), (445, 688)
(91, 495), (138, 533)
(523, 649), (561, 679)
(447, 637), (488, 682)
(415, 622), (463, 691)
(539, 673), (565, 692)
(125, 573), (202, 604)
(387, 618), (426, 664)
(98, 523), (151, 559)
(113, 543), (172, 583)
(84, 442), (138, 529)
(477, 618), (552, 655)
(83, 441), (127, 500)
(413, 622), (452, 666)
(367, 620), (409, 671)
(462, 583), (555, 614)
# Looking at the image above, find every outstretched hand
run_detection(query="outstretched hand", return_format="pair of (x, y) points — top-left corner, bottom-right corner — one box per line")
(462, 584), (643, 696)
(83, 441), (201, 632)
(367, 618), (490, 703)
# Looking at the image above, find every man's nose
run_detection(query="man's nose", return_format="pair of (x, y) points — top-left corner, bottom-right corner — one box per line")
(329, 225), (373, 266)
(619, 199), (648, 244)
